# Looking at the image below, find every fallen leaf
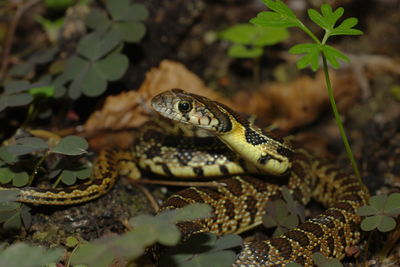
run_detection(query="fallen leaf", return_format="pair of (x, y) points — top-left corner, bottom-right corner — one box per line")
(233, 69), (359, 131)
(84, 60), (233, 148)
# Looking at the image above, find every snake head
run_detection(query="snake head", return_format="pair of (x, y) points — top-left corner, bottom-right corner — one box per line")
(151, 89), (231, 133)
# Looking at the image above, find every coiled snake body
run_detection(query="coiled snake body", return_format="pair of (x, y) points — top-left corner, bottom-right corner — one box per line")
(1, 89), (368, 266)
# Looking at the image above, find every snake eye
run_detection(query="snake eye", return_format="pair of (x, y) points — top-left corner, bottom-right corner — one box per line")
(178, 101), (192, 113)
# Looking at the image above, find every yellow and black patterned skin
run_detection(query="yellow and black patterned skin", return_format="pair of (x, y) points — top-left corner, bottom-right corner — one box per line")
(0, 88), (368, 266)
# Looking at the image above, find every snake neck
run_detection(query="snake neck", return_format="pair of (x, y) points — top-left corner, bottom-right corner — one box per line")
(216, 106), (293, 176)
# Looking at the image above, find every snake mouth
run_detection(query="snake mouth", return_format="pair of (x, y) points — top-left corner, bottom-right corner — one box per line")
(151, 89), (185, 123)
(151, 91), (173, 114)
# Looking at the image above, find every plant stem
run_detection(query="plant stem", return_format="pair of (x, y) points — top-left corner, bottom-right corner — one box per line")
(321, 54), (362, 185)
(28, 150), (50, 186)
(0, 0), (41, 84)
(378, 222), (400, 260)
(298, 22), (321, 44)
(364, 230), (374, 267)
(52, 173), (63, 188)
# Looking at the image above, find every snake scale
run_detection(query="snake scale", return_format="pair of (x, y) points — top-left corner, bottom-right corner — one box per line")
(0, 88), (368, 266)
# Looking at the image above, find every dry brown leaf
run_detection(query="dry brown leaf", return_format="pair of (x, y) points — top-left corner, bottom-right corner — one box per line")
(85, 60), (233, 133)
(233, 70), (360, 131)
(84, 60), (233, 148)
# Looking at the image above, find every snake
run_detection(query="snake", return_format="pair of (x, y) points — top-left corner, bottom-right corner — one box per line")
(0, 88), (369, 266)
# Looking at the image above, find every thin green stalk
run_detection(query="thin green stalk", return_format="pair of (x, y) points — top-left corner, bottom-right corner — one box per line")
(321, 54), (362, 185)
(298, 22), (321, 44)
(28, 150), (50, 186)
(364, 230), (374, 267)
(52, 173), (62, 188)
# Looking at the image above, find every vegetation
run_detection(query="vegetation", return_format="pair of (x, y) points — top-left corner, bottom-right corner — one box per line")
(251, 0), (363, 184)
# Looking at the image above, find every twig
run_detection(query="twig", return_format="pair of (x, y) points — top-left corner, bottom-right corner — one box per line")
(135, 183), (160, 213)
(0, 0), (41, 84)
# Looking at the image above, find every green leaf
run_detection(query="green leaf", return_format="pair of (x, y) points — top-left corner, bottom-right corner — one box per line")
(77, 33), (100, 60)
(128, 3), (149, 21)
(275, 200), (289, 222)
(220, 24), (288, 46)
(63, 56), (89, 81)
(75, 166), (92, 179)
(263, 214), (277, 228)
(308, 5), (344, 31)
(177, 250), (236, 267)
(321, 4), (343, 26)
(0, 201), (20, 212)
(70, 243), (113, 267)
(9, 62), (34, 77)
(29, 46), (59, 64)
(312, 252), (326, 266)
(290, 43), (321, 71)
(68, 71), (86, 99)
(356, 205), (377, 216)
(81, 67), (107, 97)
(93, 53), (129, 81)
(210, 234), (242, 252)
(289, 43), (319, 54)
(160, 233), (239, 267)
(0, 167), (15, 184)
(20, 204), (32, 229)
(4, 93), (33, 107)
(253, 27), (289, 46)
(220, 24), (259, 44)
(130, 214), (181, 246)
(262, 0), (297, 19)
(281, 213), (299, 230)
(106, 0), (131, 21)
(287, 263), (303, 267)
(3, 211), (21, 230)
(312, 252), (343, 267)
(0, 210), (17, 223)
(322, 45), (350, 69)
(369, 195), (387, 210)
(384, 193), (400, 215)
(35, 17), (64, 43)
(4, 80), (30, 94)
(44, 0), (74, 10)
(52, 74), (68, 98)
(250, 11), (298, 28)
(60, 170), (76, 185)
(0, 189), (19, 202)
(7, 137), (48, 156)
(377, 216), (396, 232)
(307, 8), (329, 30)
(113, 21), (146, 43)
(331, 17), (363, 36)
(77, 31), (122, 61)
(0, 243), (64, 267)
(85, 9), (111, 31)
(228, 44), (263, 59)
(28, 86), (55, 98)
(12, 172), (29, 187)
(52, 136), (88, 156)
(361, 215), (381, 231)
(172, 203), (212, 222)
(65, 236), (80, 248)
(0, 147), (18, 164)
